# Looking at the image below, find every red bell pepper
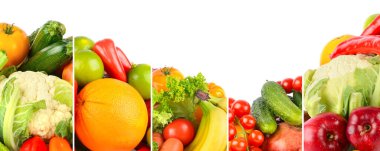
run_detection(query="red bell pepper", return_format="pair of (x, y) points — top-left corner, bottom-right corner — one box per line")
(20, 136), (48, 151)
(330, 35), (380, 59)
(362, 15), (380, 36)
(116, 47), (132, 73)
(92, 39), (127, 82)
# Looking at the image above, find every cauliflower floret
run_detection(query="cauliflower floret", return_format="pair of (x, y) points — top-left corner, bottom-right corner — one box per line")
(28, 101), (72, 139)
(8, 71), (72, 139)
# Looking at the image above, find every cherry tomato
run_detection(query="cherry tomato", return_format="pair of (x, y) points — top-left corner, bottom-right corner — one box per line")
(239, 115), (256, 130)
(163, 118), (195, 145)
(229, 124), (237, 141)
(232, 100), (250, 118)
(247, 130), (265, 147)
(281, 78), (293, 93)
(249, 146), (263, 151)
(229, 98), (235, 108)
(228, 108), (235, 123)
(276, 81), (281, 85)
(293, 76), (302, 92)
(230, 137), (248, 151)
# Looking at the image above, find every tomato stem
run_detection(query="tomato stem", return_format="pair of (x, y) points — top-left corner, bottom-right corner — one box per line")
(235, 117), (249, 151)
(161, 67), (172, 76)
(3, 24), (14, 35)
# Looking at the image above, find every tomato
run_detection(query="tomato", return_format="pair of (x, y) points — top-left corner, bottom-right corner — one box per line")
(160, 138), (183, 151)
(74, 50), (104, 87)
(229, 124), (237, 141)
(20, 136), (48, 151)
(230, 137), (248, 151)
(163, 118), (195, 145)
(74, 36), (94, 52)
(228, 108), (235, 123)
(128, 64), (151, 99)
(0, 23), (29, 67)
(281, 78), (293, 93)
(293, 76), (302, 92)
(153, 67), (184, 92)
(49, 137), (72, 151)
(208, 82), (226, 98)
(249, 146), (263, 151)
(153, 132), (164, 149)
(239, 115), (256, 130)
(62, 62), (73, 84)
(232, 100), (250, 118)
(247, 130), (264, 147)
(229, 98), (235, 108)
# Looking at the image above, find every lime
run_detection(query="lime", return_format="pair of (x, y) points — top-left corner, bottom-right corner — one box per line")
(74, 36), (94, 52)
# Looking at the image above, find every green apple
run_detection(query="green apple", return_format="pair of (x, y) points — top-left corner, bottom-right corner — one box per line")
(364, 14), (379, 29)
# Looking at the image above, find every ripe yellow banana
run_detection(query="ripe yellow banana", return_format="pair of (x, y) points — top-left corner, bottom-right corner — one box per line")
(185, 101), (227, 151)
(209, 97), (227, 112)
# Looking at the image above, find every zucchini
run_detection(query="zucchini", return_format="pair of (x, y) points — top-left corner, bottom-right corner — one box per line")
(251, 97), (277, 134)
(28, 28), (39, 45)
(20, 40), (72, 74)
(30, 21), (66, 56)
(292, 91), (302, 109)
(261, 81), (302, 126)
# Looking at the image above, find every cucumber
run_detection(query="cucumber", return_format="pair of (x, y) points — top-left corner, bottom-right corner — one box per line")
(20, 40), (72, 74)
(261, 81), (302, 126)
(30, 20), (66, 56)
(251, 97), (277, 134)
(292, 90), (302, 109)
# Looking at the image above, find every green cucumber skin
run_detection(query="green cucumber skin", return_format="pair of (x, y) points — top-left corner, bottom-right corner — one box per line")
(292, 91), (302, 109)
(251, 97), (277, 134)
(20, 41), (72, 74)
(261, 81), (302, 126)
(30, 21), (65, 56)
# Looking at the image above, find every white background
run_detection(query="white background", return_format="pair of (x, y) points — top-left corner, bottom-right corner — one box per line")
(2, 0), (380, 104)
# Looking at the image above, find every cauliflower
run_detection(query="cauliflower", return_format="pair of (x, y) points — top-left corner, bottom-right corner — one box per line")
(0, 71), (72, 150)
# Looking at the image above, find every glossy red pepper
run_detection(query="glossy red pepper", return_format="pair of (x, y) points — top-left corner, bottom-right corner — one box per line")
(20, 136), (48, 151)
(116, 47), (132, 73)
(362, 15), (380, 36)
(330, 35), (380, 59)
(92, 39), (126, 82)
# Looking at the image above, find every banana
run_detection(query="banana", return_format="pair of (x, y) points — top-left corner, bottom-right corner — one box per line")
(185, 101), (227, 151)
(209, 97), (227, 112)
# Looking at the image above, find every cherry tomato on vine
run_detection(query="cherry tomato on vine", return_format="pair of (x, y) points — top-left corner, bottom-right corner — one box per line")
(228, 108), (235, 123)
(250, 146), (263, 151)
(239, 115), (256, 130)
(229, 124), (237, 141)
(293, 76), (302, 92)
(231, 100), (250, 117)
(281, 78), (293, 93)
(247, 130), (265, 147)
(229, 98), (235, 108)
(230, 137), (248, 151)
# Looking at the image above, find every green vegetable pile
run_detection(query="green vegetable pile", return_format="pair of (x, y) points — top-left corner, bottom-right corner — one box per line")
(304, 55), (380, 118)
(152, 73), (208, 131)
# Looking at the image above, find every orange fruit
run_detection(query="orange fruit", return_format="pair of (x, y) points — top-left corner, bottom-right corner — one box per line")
(75, 78), (148, 151)
(320, 35), (353, 65)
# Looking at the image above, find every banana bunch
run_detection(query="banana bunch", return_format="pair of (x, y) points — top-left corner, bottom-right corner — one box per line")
(185, 101), (227, 151)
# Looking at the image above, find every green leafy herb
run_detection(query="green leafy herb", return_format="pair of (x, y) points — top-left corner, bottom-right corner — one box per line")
(153, 73), (208, 132)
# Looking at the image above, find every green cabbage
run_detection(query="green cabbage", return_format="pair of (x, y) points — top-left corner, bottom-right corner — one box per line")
(304, 55), (380, 118)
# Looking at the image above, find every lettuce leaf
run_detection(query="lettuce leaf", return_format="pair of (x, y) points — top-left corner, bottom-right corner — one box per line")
(153, 73), (208, 132)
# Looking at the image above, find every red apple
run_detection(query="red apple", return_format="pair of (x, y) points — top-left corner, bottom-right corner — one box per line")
(304, 112), (349, 151)
(346, 107), (380, 151)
